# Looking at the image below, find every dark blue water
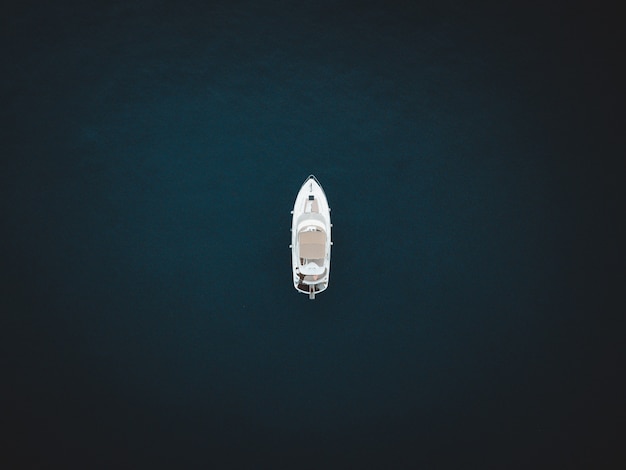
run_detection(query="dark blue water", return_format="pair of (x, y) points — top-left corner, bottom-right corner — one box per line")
(3, 1), (624, 468)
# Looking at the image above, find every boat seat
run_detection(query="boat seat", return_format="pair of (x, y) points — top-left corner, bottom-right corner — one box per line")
(298, 230), (326, 259)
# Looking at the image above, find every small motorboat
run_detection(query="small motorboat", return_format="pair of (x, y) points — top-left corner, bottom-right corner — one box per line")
(290, 175), (332, 299)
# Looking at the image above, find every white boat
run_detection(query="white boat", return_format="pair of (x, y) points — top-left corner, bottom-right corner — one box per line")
(290, 175), (332, 299)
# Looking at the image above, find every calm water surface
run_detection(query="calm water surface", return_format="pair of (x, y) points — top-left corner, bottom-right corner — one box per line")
(3, 1), (623, 468)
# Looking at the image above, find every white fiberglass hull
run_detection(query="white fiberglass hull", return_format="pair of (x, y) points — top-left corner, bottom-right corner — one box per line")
(290, 175), (332, 299)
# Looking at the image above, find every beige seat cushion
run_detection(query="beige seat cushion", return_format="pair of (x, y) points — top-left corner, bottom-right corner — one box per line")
(299, 230), (326, 259)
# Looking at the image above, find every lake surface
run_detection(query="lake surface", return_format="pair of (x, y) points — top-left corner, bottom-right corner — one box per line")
(3, 1), (623, 468)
